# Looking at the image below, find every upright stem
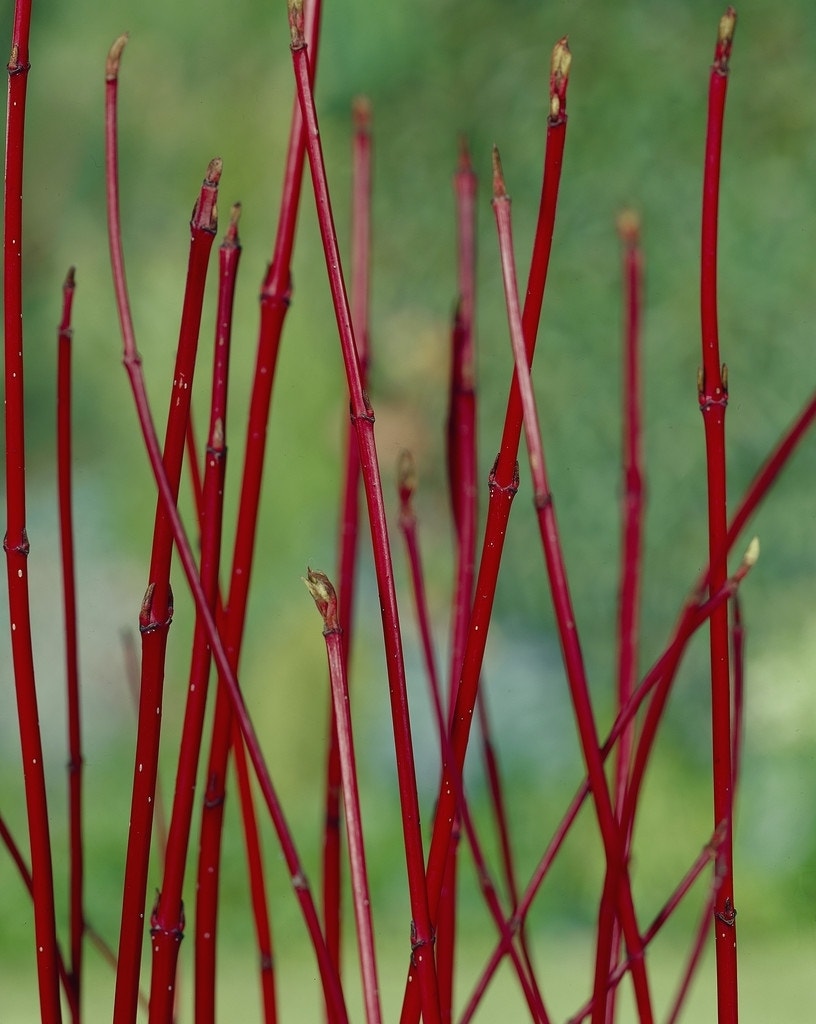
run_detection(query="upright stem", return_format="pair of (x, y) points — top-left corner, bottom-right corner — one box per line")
(288, 9), (440, 1021)
(57, 267), (84, 1024)
(491, 150), (652, 1024)
(105, 36), (347, 1022)
(604, 211), (645, 1022)
(195, 5), (323, 1013)
(699, 11), (739, 1022)
(109, 34), (221, 1005)
(401, 40), (572, 1024)
(438, 138), (479, 1024)
(306, 572), (383, 1024)
(148, 208), (242, 1024)
(322, 95), (372, 982)
(4, 7), (63, 1021)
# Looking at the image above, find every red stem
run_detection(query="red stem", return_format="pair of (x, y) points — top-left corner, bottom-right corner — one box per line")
(402, 42), (572, 1024)
(288, 11), (441, 1021)
(566, 826), (726, 1024)
(397, 463), (550, 1024)
(307, 571), (383, 1024)
(613, 211), (644, 814)
(447, 138), (478, 720)
(602, 211), (645, 1022)
(148, 208), (242, 1023)
(438, 139), (479, 1024)
(194, 5), (323, 1011)
(111, 112), (222, 1024)
(105, 37), (347, 1024)
(462, 525), (755, 1016)
(666, 600), (745, 1024)
(3, 8), (63, 1021)
(491, 149), (653, 1024)
(699, 12), (739, 1022)
(321, 94), (372, 982)
(56, 266), (84, 1023)
(0, 813), (73, 1006)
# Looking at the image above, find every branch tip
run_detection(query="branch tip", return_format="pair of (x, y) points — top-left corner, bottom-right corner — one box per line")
(221, 203), (241, 247)
(205, 157), (223, 186)
(742, 536), (759, 569)
(457, 134), (473, 175)
(304, 568), (339, 630)
(288, 0), (305, 48)
(616, 208), (641, 245)
(106, 33), (129, 81)
(714, 7), (737, 71)
(64, 266), (76, 291)
(491, 146), (508, 202)
(353, 95), (372, 132)
(549, 36), (572, 121)
(397, 449), (417, 500)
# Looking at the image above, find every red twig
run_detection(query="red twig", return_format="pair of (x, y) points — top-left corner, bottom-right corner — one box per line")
(105, 36), (348, 1024)
(110, 87), (222, 1017)
(194, 5), (323, 1012)
(613, 210), (644, 815)
(397, 462), (550, 1024)
(438, 139), (479, 1023)
(288, 7), (440, 1021)
(56, 266), (84, 1022)
(148, 207), (242, 1023)
(322, 95), (373, 982)
(698, 11), (739, 1021)
(306, 571), (383, 1024)
(491, 147), (653, 1024)
(3, 6), (63, 1021)
(602, 211), (646, 1022)
(567, 825), (726, 1024)
(400, 41), (572, 1024)
(462, 542), (756, 1016)
(402, 54), (574, 1024)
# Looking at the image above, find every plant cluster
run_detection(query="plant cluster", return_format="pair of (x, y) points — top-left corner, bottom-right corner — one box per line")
(2, 1), (814, 1022)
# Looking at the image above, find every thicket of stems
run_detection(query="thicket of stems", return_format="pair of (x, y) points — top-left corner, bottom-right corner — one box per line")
(4, 4), (813, 1023)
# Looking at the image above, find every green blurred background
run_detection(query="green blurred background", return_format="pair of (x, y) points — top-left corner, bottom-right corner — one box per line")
(1, 0), (815, 1019)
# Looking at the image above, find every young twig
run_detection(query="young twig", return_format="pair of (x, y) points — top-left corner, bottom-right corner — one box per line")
(400, 40), (573, 1024)
(105, 36), (348, 1024)
(306, 570), (383, 1024)
(321, 94), (373, 983)
(491, 146), (653, 1024)
(289, 8), (441, 1023)
(698, 11), (739, 1021)
(3, 5), (63, 1020)
(56, 266), (84, 1023)
(148, 206), (242, 1024)
(194, 5), (324, 1014)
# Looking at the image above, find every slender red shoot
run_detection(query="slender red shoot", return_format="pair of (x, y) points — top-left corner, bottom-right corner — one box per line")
(56, 266), (84, 1021)
(148, 203), (242, 1024)
(106, 36), (346, 1024)
(4, 4), (63, 1019)
(491, 144), (652, 1024)
(288, 13), (441, 1023)
(414, 52), (573, 1023)
(194, 0), (324, 1008)
(322, 93), (373, 982)
(306, 570), (382, 1024)
(699, 10), (739, 1021)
